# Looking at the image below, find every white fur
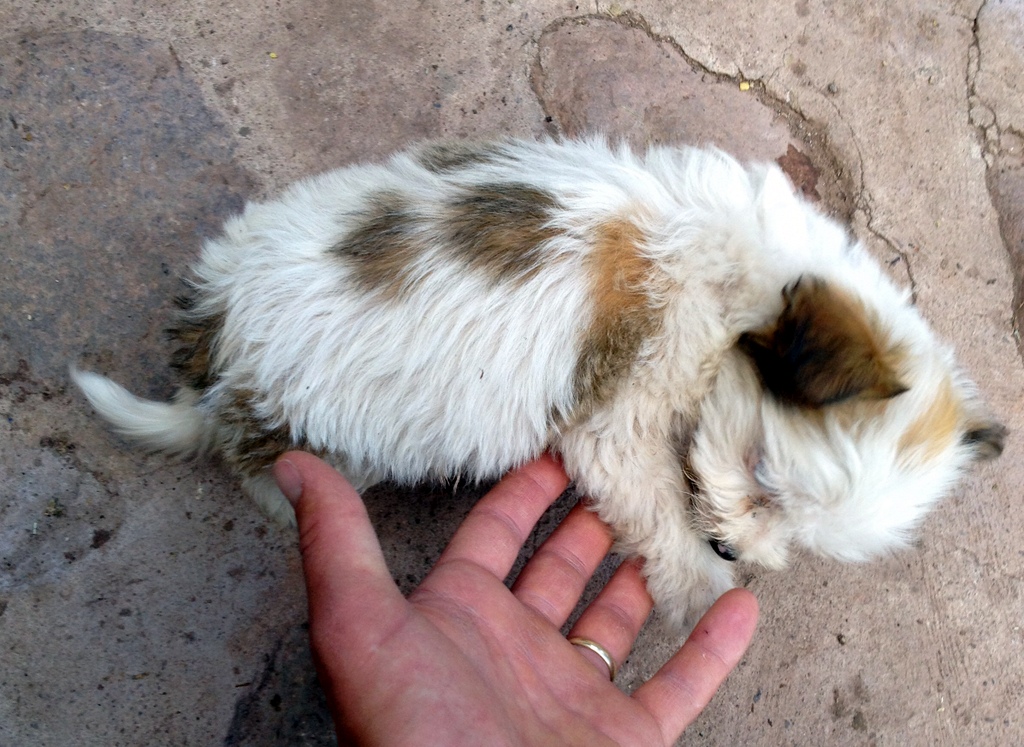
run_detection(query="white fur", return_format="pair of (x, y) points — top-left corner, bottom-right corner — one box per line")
(73, 137), (1000, 629)
(70, 368), (211, 455)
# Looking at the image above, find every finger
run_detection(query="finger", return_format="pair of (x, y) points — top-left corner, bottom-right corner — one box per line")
(511, 503), (614, 626)
(274, 452), (407, 642)
(437, 454), (570, 580)
(565, 558), (654, 679)
(632, 588), (759, 743)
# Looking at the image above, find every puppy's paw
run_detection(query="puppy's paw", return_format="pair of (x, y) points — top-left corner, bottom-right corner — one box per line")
(243, 473), (297, 528)
(644, 552), (737, 635)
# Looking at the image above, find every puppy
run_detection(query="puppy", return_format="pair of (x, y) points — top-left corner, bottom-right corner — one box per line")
(73, 138), (1004, 628)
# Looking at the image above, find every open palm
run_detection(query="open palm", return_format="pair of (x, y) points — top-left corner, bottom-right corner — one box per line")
(274, 452), (758, 746)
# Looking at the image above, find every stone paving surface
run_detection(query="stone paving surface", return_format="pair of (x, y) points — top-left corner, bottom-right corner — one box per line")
(1, 1), (1022, 745)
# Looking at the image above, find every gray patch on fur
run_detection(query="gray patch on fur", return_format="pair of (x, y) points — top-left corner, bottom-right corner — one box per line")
(333, 182), (562, 295)
(444, 183), (561, 284)
(416, 140), (505, 173)
(332, 191), (424, 298)
(168, 288), (224, 391)
(217, 389), (309, 476)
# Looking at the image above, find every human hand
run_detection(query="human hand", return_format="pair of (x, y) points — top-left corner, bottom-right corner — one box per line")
(274, 451), (758, 746)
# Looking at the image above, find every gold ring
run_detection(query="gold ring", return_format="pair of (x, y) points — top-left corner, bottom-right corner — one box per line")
(568, 637), (618, 681)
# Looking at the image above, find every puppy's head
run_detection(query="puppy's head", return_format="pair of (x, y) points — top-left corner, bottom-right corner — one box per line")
(687, 274), (1004, 570)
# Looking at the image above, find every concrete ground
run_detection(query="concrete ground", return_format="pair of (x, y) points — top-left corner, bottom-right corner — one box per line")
(1, 1), (1022, 744)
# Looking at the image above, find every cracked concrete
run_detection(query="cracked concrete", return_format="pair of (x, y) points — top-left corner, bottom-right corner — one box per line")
(1, 1), (1022, 745)
(532, 15), (856, 214)
(969, 0), (1024, 362)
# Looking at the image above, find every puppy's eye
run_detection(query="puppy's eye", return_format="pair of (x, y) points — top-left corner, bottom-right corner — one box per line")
(710, 539), (738, 562)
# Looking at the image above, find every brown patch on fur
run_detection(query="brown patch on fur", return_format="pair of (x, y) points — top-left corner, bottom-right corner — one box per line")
(333, 191), (423, 298)
(822, 394), (894, 434)
(748, 493), (772, 510)
(898, 378), (962, 464)
(219, 390), (303, 474)
(444, 183), (561, 283)
(168, 292), (224, 391)
(740, 276), (907, 407)
(417, 141), (505, 172)
(566, 219), (663, 421)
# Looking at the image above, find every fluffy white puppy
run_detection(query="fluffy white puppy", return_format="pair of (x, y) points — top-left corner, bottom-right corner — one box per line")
(73, 138), (1004, 628)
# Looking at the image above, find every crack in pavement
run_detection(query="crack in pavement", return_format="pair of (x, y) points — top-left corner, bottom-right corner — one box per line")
(814, 87), (919, 300)
(964, 0), (1024, 365)
(967, 0), (998, 164)
(534, 10), (856, 208)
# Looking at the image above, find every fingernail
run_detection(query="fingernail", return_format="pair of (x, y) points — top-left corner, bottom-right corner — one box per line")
(274, 458), (303, 506)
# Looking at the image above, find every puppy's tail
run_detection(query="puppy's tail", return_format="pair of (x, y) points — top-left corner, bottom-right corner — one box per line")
(71, 368), (212, 456)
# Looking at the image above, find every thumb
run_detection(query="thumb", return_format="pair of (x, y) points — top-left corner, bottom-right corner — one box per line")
(274, 452), (406, 643)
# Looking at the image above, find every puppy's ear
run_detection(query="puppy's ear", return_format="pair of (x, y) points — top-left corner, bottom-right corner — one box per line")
(961, 418), (1006, 461)
(739, 276), (908, 407)
(757, 166), (809, 247)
